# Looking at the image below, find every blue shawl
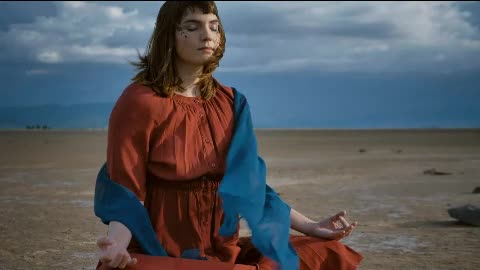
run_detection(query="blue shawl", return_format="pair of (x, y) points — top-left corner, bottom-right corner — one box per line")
(94, 88), (299, 270)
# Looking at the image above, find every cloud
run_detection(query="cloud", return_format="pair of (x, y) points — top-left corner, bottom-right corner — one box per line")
(37, 50), (62, 63)
(0, 1), (479, 73)
(217, 1), (480, 73)
(0, 1), (57, 31)
(0, 1), (156, 65)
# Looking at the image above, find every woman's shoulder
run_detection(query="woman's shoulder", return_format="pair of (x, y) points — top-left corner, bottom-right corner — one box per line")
(213, 79), (249, 107)
(213, 78), (246, 102)
(112, 82), (168, 120)
(119, 82), (162, 104)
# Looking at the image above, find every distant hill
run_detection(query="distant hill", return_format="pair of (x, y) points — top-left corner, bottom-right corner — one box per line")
(0, 101), (478, 130)
(0, 103), (114, 129)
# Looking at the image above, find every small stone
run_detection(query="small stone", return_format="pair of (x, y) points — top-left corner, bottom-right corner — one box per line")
(423, 168), (452, 176)
(358, 149), (367, 153)
(473, 187), (480, 194)
(448, 204), (480, 226)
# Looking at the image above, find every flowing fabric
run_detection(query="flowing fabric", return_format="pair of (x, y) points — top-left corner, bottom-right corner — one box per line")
(94, 88), (298, 269)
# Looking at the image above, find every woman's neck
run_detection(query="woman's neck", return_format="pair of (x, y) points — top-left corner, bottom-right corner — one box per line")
(175, 60), (203, 97)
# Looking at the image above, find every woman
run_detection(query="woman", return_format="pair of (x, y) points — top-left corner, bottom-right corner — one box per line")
(94, 1), (363, 269)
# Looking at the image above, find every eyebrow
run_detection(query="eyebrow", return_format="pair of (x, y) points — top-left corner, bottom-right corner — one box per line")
(181, 19), (219, 24)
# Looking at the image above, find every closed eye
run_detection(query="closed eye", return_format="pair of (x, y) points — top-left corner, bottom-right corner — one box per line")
(186, 27), (219, 33)
(180, 22), (220, 33)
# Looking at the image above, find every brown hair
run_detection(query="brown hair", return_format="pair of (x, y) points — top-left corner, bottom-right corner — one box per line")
(129, 1), (226, 100)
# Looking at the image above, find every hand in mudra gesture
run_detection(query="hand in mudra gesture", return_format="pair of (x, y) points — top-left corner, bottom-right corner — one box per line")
(307, 210), (358, 240)
(97, 236), (137, 269)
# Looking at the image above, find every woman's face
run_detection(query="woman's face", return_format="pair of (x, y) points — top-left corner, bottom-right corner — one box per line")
(175, 8), (221, 67)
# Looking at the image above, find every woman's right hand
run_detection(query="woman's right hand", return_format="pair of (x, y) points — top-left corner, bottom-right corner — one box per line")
(97, 236), (137, 269)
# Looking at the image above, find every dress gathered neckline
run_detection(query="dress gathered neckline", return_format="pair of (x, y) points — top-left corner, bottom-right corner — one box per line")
(172, 92), (205, 105)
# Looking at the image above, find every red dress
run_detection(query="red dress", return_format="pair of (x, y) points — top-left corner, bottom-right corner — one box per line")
(97, 80), (363, 270)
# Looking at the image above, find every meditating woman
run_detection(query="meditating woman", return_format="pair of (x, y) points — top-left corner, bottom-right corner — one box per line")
(94, 1), (363, 269)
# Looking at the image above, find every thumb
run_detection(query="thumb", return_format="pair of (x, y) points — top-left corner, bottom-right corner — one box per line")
(128, 257), (138, 265)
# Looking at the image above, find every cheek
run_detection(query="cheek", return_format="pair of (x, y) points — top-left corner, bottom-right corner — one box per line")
(176, 32), (197, 55)
(175, 35), (183, 53)
(213, 35), (221, 50)
(175, 36), (188, 59)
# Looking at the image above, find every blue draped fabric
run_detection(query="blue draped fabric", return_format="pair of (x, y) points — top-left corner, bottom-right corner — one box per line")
(94, 87), (299, 270)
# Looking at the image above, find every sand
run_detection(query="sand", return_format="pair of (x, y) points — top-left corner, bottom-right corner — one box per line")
(0, 129), (479, 270)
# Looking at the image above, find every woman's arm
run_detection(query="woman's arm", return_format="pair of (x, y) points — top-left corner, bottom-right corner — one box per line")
(97, 221), (136, 268)
(96, 201), (145, 268)
(290, 207), (357, 240)
(107, 221), (133, 249)
(106, 201), (144, 247)
(290, 208), (316, 235)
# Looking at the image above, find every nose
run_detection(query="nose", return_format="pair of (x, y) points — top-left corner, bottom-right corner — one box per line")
(200, 25), (214, 42)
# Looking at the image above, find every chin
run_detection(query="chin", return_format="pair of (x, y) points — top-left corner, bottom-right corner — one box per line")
(191, 58), (213, 66)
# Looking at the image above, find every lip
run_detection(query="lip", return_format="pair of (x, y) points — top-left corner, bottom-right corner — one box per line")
(198, 47), (214, 52)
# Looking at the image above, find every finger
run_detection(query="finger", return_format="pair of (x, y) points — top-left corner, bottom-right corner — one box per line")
(347, 221), (358, 234)
(342, 223), (357, 237)
(343, 227), (353, 237)
(101, 248), (115, 263)
(330, 210), (346, 221)
(99, 255), (111, 264)
(97, 236), (113, 245)
(99, 249), (113, 264)
(128, 257), (138, 266)
(338, 216), (350, 229)
(333, 221), (342, 229)
(109, 253), (123, 268)
(118, 253), (130, 269)
(97, 237), (113, 249)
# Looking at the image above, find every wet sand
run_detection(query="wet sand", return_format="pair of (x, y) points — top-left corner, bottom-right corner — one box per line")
(0, 129), (479, 270)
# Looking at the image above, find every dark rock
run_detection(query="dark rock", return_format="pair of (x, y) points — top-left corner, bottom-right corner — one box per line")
(473, 187), (480, 194)
(423, 168), (452, 176)
(448, 204), (480, 226)
(358, 149), (367, 153)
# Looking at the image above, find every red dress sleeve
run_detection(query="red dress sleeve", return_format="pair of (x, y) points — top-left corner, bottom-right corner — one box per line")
(106, 84), (156, 201)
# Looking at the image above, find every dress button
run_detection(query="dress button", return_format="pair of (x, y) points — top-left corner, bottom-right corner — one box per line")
(200, 113), (204, 117)
(204, 138), (210, 143)
(211, 163), (216, 168)
(194, 99), (199, 103)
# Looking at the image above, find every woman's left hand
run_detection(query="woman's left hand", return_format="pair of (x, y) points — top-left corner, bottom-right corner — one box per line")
(306, 210), (358, 240)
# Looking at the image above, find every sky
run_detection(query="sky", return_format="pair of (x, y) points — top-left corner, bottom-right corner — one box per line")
(1, 1), (479, 128)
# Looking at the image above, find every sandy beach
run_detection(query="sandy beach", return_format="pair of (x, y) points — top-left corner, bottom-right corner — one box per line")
(0, 129), (479, 270)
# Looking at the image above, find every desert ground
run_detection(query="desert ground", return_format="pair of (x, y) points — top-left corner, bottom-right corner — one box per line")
(0, 129), (479, 270)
